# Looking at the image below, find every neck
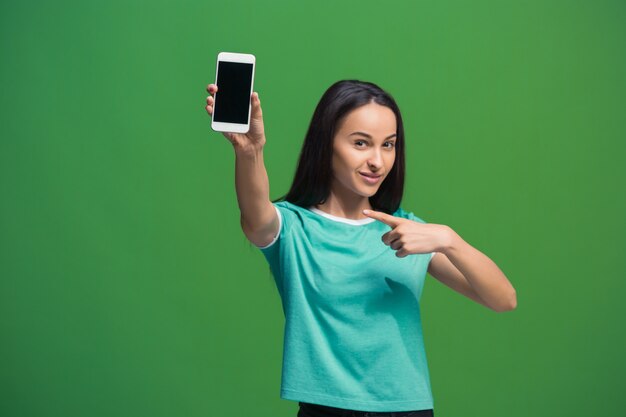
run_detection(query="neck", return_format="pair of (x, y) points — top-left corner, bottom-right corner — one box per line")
(315, 187), (373, 220)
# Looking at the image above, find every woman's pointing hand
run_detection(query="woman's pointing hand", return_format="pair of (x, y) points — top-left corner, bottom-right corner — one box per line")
(362, 209), (452, 258)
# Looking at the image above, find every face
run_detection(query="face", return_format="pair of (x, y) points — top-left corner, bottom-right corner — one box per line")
(330, 101), (397, 200)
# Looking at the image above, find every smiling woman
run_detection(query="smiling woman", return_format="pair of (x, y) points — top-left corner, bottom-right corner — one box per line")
(205, 79), (515, 416)
(277, 80), (407, 217)
(327, 102), (398, 207)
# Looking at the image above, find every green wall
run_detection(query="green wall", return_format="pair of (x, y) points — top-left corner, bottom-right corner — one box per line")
(1, 1), (625, 416)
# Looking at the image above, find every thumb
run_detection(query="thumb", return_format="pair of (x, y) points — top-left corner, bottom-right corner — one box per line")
(251, 92), (262, 117)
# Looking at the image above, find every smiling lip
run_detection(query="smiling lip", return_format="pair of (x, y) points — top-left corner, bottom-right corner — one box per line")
(359, 172), (382, 184)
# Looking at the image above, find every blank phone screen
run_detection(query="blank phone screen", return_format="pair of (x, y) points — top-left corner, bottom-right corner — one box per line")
(213, 61), (254, 124)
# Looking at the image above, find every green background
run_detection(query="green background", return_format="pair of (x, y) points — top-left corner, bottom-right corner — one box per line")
(1, 1), (625, 416)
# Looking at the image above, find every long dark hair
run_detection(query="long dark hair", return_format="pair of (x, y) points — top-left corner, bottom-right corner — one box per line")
(273, 79), (405, 214)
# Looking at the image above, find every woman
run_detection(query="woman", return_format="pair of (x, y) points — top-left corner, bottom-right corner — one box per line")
(205, 80), (517, 417)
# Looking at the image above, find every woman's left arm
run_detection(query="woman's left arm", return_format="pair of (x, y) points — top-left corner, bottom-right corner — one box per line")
(440, 229), (517, 312)
(363, 209), (517, 312)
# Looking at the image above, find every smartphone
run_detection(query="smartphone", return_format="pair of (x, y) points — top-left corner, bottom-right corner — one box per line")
(211, 52), (256, 133)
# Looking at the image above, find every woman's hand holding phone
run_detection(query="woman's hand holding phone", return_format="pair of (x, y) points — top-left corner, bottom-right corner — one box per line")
(206, 83), (266, 154)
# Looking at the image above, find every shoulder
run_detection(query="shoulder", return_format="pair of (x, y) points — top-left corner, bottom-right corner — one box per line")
(393, 206), (428, 224)
(273, 200), (305, 211)
(269, 200), (310, 231)
(273, 200), (307, 218)
(257, 200), (311, 252)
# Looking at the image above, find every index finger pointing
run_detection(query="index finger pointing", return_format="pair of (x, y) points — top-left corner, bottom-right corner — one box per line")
(362, 209), (402, 227)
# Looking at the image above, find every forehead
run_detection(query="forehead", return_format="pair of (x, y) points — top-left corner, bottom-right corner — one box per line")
(336, 102), (396, 133)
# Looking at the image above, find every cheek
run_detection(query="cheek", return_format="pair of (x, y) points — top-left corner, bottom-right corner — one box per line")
(331, 153), (341, 173)
(332, 149), (355, 171)
(330, 154), (348, 182)
(385, 151), (396, 167)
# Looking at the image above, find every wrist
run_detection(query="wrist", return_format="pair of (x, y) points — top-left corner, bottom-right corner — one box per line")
(233, 142), (265, 158)
(440, 226), (463, 255)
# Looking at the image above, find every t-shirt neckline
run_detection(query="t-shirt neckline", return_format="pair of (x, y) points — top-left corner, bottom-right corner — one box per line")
(307, 206), (377, 226)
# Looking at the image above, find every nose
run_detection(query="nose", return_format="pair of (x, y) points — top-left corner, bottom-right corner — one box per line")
(367, 149), (383, 171)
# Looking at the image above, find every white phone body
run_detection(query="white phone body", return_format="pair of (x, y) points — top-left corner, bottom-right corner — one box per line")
(211, 52), (256, 133)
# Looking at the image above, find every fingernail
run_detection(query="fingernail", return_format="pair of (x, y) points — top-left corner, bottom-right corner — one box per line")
(363, 210), (370, 215)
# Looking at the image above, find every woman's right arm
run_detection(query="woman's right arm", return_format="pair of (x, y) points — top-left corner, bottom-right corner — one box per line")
(234, 146), (279, 247)
(205, 83), (279, 247)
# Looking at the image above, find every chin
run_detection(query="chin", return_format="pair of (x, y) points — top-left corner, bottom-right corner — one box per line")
(355, 186), (381, 198)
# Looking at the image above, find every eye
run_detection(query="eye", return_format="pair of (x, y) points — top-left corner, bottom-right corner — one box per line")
(384, 141), (396, 149)
(354, 140), (367, 147)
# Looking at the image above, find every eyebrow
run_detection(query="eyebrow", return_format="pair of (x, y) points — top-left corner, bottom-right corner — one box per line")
(349, 131), (397, 140)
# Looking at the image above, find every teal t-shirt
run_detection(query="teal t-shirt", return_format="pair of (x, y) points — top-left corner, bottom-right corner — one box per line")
(257, 201), (436, 412)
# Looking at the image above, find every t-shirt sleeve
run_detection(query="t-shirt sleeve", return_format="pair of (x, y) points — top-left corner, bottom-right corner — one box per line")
(254, 202), (297, 295)
(254, 202), (296, 254)
(255, 204), (283, 250)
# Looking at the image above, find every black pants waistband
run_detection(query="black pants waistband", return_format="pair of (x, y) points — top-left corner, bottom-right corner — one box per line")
(298, 402), (434, 417)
